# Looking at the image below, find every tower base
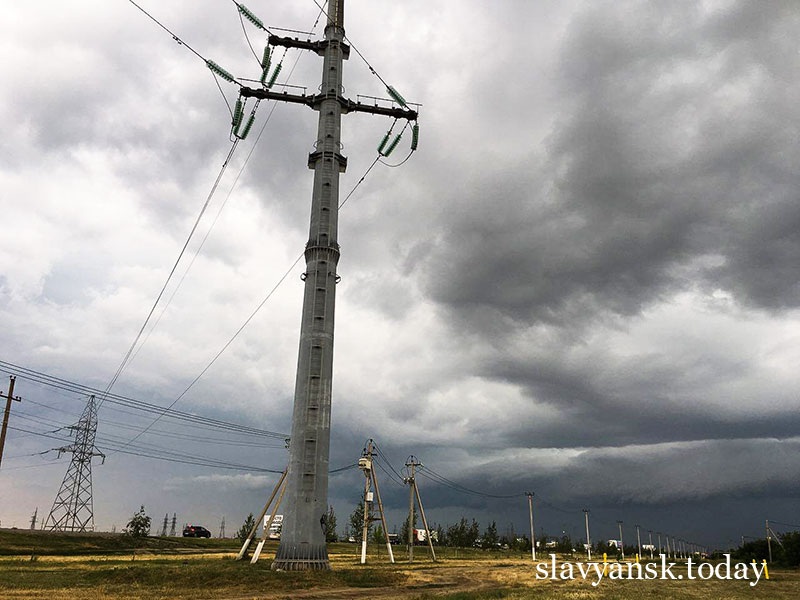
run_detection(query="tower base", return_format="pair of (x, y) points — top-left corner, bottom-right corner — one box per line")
(271, 543), (331, 571)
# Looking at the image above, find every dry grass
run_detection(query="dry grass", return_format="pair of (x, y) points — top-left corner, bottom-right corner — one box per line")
(1, 532), (798, 599)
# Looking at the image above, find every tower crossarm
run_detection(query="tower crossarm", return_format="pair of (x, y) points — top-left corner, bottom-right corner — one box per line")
(239, 87), (418, 121)
(268, 34), (351, 59)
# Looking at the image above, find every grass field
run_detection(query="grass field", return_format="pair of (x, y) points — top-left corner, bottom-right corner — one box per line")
(1, 530), (798, 599)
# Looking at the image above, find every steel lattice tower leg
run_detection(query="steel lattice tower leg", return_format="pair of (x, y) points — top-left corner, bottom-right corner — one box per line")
(44, 395), (104, 532)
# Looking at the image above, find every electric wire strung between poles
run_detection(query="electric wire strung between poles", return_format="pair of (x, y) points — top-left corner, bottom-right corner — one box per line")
(20, 398), (285, 447)
(4, 425), (285, 473)
(94, 138), (240, 412)
(126, 17), (321, 370)
(416, 464), (523, 499)
(111, 150), (390, 453)
(0, 361), (286, 438)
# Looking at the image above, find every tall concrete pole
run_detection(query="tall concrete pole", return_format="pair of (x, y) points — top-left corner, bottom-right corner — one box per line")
(635, 524), (641, 560)
(766, 520), (772, 563)
(617, 521), (625, 560)
(648, 530), (654, 559)
(583, 510), (591, 560)
(271, 0), (347, 571)
(526, 493), (536, 561)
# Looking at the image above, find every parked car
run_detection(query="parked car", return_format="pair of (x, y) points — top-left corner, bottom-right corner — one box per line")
(182, 525), (211, 538)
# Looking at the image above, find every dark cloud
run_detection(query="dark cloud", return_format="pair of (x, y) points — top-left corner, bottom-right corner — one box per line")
(2, 0), (799, 548)
(421, 0), (800, 327)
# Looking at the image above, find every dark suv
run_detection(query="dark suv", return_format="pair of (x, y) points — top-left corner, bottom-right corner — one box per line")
(182, 525), (212, 538)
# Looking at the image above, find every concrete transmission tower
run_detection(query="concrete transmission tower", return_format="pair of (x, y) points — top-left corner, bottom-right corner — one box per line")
(237, 0), (417, 571)
(44, 395), (105, 532)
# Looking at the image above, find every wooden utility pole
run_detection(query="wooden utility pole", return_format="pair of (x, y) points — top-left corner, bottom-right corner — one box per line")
(526, 492), (536, 561)
(0, 376), (21, 469)
(360, 442), (373, 564)
(251, 480), (288, 564)
(407, 458), (416, 563)
(369, 446), (394, 563)
(403, 456), (436, 563)
(236, 468), (288, 561)
(357, 440), (394, 564)
(413, 475), (436, 562)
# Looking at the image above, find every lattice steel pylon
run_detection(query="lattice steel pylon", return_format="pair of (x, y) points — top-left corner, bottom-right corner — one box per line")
(44, 395), (105, 532)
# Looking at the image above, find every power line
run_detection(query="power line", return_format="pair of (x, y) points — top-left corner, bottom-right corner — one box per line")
(96, 140), (239, 410)
(125, 151), (385, 444)
(417, 464), (523, 500)
(5, 425), (284, 474)
(127, 31), (315, 370)
(24, 394), (281, 443)
(307, 0), (390, 88)
(125, 0), (207, 62)
(238, 9), (264, 66)
(0, 361), (286, 438)
(769, 520), (800, 530)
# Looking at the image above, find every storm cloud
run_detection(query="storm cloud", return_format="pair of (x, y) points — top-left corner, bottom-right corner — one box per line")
(1, 0), (798, 547)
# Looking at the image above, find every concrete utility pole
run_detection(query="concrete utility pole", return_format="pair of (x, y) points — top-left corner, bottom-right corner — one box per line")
(526, 492), (536, 561)
(236, 0), (417, 571)
(0, 375), (21, 468)
(648, 530), (654, 559)
(766, 520), (772, 563)
(617, 521), (625, 560)
(30, 507), (38, 530)
(583, 510), (591, 560)
(635, 524), (641, 560)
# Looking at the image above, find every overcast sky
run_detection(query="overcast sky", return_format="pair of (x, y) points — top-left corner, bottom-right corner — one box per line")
(1, 0), (799, 548)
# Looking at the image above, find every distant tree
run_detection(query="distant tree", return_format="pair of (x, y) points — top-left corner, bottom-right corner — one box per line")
(124, 505), (151, 537)
(435, 524), (445, 546)
(511, 534), (531, 553)
(371, 525), (386, 545)
(781, 532), (800, 567)
(483, 521), (499, 548)
(467, 519), (480, 547)
(237, 513), (256, 543)
(349, 500), (371, 541)
(400, 512), (418, 545)
(323, 505), (338, 542)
